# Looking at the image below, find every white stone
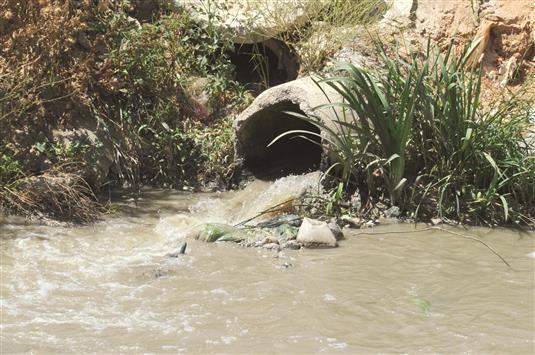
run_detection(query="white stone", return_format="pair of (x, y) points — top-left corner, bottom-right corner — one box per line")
(296, 218), (338, 248)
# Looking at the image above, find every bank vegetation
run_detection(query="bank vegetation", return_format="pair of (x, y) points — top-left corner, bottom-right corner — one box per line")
(0, 0), (533, 227)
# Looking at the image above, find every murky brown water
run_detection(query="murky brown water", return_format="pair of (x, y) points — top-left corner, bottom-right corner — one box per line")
(1, 174), (534, 353)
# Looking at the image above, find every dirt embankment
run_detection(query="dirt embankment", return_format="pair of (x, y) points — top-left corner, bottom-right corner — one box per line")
(403, 0), (535, 102)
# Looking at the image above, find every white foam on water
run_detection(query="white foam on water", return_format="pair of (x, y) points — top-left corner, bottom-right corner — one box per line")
(323, 293), (336, 302)
(221, 336), (237, 344)
(210, 287), (230, 296)
(329, 342), (348, 350)
(154, 172), (322, 239)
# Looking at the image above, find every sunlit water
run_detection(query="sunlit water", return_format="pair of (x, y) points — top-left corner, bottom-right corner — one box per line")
(1, 173), (534, 353)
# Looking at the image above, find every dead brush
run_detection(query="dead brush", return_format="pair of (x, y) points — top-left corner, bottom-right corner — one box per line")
(0, 163), (103, 223)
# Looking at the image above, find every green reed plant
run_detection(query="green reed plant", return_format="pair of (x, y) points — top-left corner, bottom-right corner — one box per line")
(275, 38), (534, 225)
(409, 39), (534, 224)
(270, 45), (426, 205)
(290, 43), (427, 205)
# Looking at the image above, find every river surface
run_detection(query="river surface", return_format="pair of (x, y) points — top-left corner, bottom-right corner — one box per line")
(1, 174), (534, 353)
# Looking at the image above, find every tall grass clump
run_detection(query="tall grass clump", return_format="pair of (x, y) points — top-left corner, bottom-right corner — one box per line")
(288, 39), (534, 226)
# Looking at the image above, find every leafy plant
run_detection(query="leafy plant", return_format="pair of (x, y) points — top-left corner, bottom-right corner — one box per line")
(33, 141), (91, 163)
(0, 154), (23, 188)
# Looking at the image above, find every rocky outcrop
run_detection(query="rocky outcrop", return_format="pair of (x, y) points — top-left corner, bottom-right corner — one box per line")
(383, 0), (535, 86)
(383, 0), (535, 136)
(51, 126), (114, 189)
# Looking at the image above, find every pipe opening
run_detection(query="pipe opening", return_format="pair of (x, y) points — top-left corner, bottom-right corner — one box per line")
(238, 101), (322, 179)
(230, 39), (299, 93)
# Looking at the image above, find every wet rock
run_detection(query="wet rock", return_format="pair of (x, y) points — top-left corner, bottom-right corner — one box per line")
(364, 220), (377, 228)
(256, 214), (302, 228)
(341, 215), (362, 229)
(385, 206), (401, 218)
(431, 218), (443, 226)
(261, 236), (279, 245)
(167, 242), (187, 257)
(263, 242), (281, 251)
(327, 222), (344, 241)
(275, 223), (299, 242)
(296, 218), (338, 248)
(282, 240), (302, 250)
(183, 226), (202, 240)
(194, 223), (238, 242)
(217, 230), (249, 243)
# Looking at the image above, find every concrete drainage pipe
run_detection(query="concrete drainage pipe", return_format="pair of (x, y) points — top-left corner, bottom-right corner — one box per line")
(234, 76), (343, 179)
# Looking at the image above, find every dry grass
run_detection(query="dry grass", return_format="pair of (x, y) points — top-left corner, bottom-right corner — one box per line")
(0, 164), (103, 223)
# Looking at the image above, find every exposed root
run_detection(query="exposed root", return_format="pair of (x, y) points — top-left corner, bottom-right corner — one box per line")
(465, 18), (493, 69)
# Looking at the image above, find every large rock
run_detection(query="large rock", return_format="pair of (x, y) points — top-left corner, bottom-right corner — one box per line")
(177, 0), (326, 43)
(381, 0), (414, 27)
(296, 217), (338, 248)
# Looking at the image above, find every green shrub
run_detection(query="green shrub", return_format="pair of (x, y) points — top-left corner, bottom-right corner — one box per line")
(0, 154), (23, 188)
(33, 141), (91, 164)
(97, 7), (247, 187)
(191, 116), (237, 187)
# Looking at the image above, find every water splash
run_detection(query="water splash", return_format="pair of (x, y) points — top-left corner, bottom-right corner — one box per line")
(156, 172), (321, 241)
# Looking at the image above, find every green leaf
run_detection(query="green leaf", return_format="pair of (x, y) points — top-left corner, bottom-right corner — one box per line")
(414, 298), (431, 315)
(34, 142), (46, 153)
